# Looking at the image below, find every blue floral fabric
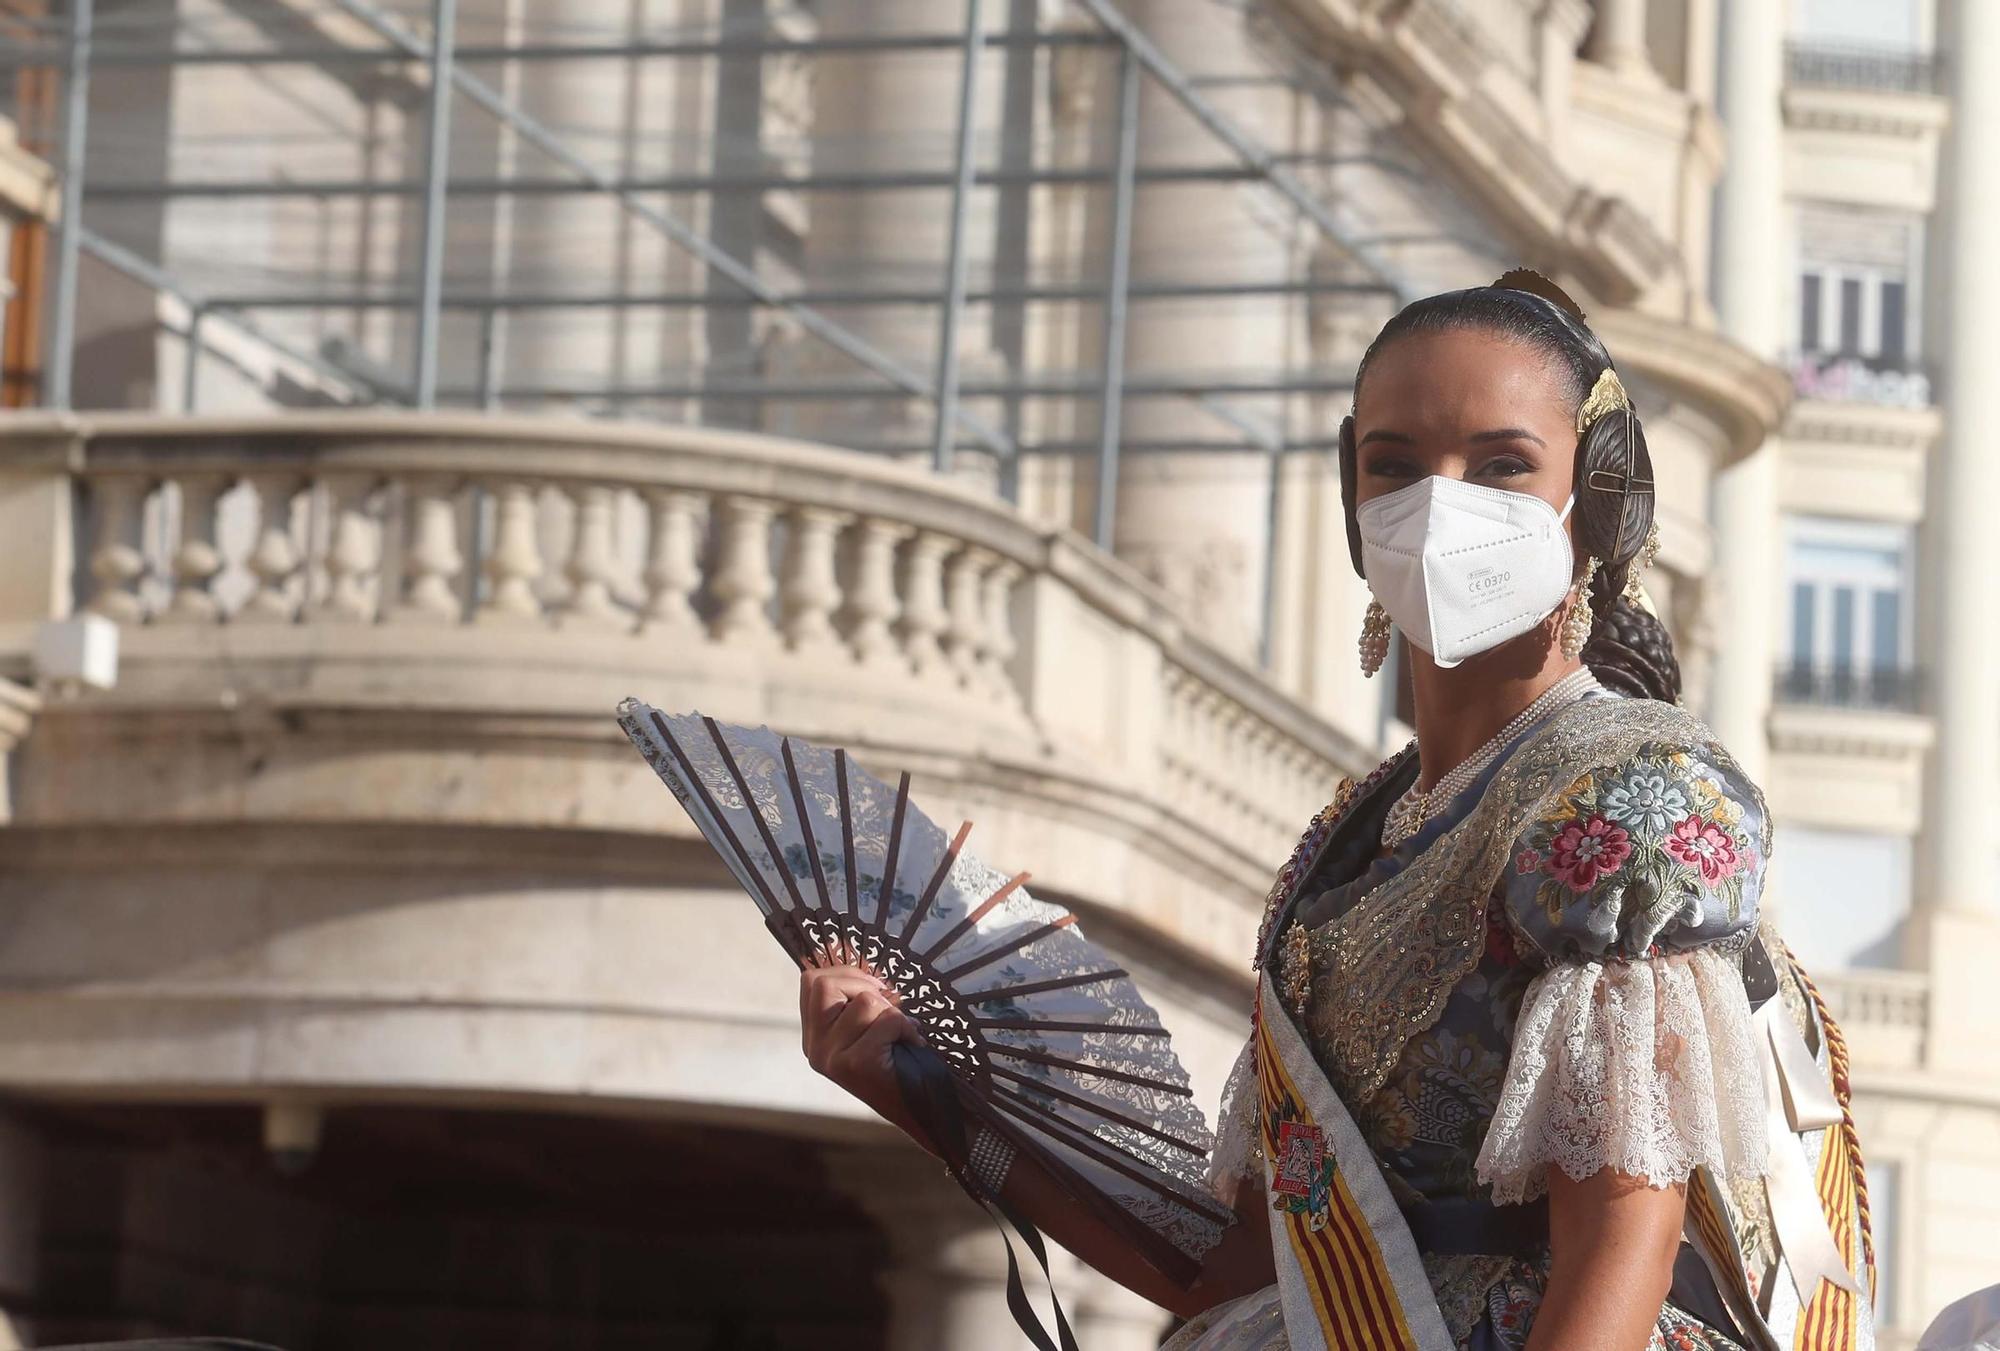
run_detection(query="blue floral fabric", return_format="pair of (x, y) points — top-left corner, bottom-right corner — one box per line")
(1502, 742), (1766, 967)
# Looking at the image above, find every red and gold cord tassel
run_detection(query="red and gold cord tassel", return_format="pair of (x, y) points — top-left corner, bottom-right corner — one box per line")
(1784, 943), (1877, 1309)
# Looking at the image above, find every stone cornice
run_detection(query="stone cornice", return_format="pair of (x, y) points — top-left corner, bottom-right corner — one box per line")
(1273, 0), (1678, 302)
(1783, 85), (1950, 140)
(1590, 309), (1794, 464)
(1770, 705), (1935, 760)
(1785, 398), (1943, 452)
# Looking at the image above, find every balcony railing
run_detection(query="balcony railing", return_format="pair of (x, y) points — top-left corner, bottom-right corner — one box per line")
(1788, 351), (1933, 410)
(1774, 663), (1924, 713)
(1786, 41), (1944, 95)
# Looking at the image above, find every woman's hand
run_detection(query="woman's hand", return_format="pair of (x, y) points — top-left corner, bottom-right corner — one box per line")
(798, 945), (929, 1141)
(798, 944), (1273, 1319)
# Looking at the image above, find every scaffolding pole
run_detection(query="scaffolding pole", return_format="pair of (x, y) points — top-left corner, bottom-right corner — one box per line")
(194, 277), (1392, 313)
(323, 0), (1016, 457)
(0, 29), (1116, 69)
(432, 372), (1358, 402)
(1195, 396), (1287, 669)
(79, 229), (373, 404)
(84, 155), (1413, 200)
(1093, 45), (1140, 551)
(932, 0), (986, 474)
(1069, 0), (1420, 306)
(43, 0), (91, 410)
(412, 0), (458, 408)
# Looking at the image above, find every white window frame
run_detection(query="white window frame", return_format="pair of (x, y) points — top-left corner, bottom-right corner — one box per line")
(1783, 516), (1915, 674)
(1793, 207), (1926, 367)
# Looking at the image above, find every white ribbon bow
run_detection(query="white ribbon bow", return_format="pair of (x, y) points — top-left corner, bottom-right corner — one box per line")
(1753, 999), (1862, 1303)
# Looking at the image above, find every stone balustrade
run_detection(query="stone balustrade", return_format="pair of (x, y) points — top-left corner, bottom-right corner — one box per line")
(0, 412), (1371, 936)
(1818, 968), (1931, 1073)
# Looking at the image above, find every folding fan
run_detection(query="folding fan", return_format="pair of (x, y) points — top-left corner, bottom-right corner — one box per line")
(618, 699), (1234, 1288)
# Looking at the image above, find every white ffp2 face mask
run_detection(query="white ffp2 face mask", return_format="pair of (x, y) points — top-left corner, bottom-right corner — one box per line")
(1356, 475), (1576, 669)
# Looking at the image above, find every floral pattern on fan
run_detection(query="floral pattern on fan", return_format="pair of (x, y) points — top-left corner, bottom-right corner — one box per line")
(618, 699), (1233, 1271)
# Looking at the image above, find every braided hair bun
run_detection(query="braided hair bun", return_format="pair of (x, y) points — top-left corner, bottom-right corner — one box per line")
(1581, 591), (1682, 703)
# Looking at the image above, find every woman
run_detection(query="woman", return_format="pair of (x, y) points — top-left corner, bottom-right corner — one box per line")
(800, 275), (1874, 1351)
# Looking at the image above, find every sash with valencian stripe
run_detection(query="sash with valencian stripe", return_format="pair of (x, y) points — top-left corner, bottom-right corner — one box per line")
(1789, 951), (1874, 1351)
(1253, 971), (1454, 1351)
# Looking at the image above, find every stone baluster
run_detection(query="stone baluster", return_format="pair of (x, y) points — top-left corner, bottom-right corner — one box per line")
(1161, 674), (1192, 809)
(1186, 689), (1218, 819)
(978, 559), (1021, 702)
(899, 532), (953, 679)
(478, 481), (546, 624)
(639, 489), (707, 638)
(561, 483), (624, 628)
(160, 474), (230, 624)
(845, 517), (912, 669)
(941, 548), (990, 690)
(314, 475), (383, 623)
(782, 506), (850, 655)
(1221, 706), (1252, 835)
(237, 473), (306, 624)
(85, 475), (153, 623)
(1251, 732), (1280, 839)
(710, 496), (778, 646)
(1285, 749), (1312, 822)
(393, 476), (465, 624)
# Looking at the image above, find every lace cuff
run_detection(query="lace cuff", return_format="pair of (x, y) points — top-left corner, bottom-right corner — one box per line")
(1476, 945), (1768, 1205)
(1206, 1037), (1262, 1204)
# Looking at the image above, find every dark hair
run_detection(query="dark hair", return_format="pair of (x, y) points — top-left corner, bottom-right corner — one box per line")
(1337, 273), (1680, 702)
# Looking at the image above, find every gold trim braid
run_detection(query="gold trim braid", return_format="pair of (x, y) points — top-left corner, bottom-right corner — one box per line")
(1297, 696), (1773, 1105)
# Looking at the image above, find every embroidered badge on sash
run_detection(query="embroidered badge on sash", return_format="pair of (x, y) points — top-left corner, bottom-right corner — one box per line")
(1269, 1116), (1337, 1231)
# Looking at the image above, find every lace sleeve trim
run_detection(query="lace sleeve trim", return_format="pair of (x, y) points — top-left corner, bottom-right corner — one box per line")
(1475, 944), (1768, 1206)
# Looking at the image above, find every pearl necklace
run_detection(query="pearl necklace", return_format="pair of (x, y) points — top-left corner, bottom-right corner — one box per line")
(1381, 668), (1601, 851)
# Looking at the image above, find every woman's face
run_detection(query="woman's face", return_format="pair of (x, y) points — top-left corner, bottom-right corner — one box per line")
(1350, 328), (1578, 517)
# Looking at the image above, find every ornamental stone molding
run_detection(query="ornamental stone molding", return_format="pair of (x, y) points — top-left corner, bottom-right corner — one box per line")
(1273, 0), (1677, 302)
(1780, 400), (1940, 523)
(1783, 85), (1951, 142)
(1768, 706), (1933, 837)
(1786, 399), (1943, 451)
(1769, 705), (1937, 762)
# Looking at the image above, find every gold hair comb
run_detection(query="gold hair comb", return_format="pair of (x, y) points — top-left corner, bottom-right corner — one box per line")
(1576, 367), (1631, 434)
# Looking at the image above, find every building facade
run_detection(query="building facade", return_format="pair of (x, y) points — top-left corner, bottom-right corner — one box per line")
(0, 0), (1991, 1346)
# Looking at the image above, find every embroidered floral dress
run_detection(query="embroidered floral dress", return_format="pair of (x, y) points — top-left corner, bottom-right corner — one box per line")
(1183, 691), (1771, 1351)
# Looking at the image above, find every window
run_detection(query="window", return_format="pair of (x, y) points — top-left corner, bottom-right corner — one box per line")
(1780, 517), (1916, 709)
(1793, 0), (1920, 47)
(1792, 207), (1930, 406)
(1775, 827), (1911, 970)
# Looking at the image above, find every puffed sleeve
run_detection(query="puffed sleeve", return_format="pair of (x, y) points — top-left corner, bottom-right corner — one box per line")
(1474, 742), (1770, 1205)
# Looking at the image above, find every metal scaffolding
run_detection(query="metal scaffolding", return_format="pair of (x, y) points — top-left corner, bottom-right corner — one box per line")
(3, 0), (1496, 575)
